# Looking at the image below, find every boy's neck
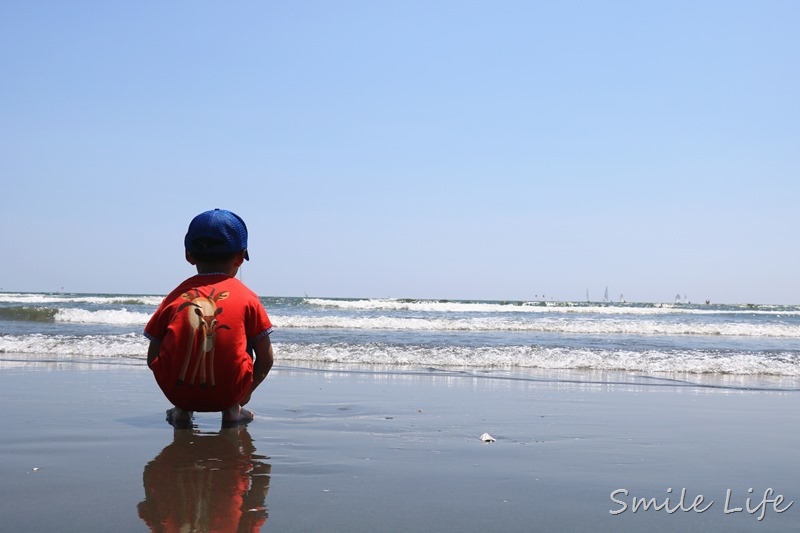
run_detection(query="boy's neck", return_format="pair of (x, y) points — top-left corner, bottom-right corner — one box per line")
(196, 268), (233, 276)
(195, 261), (239, 278)
(187, 250), (245, 278)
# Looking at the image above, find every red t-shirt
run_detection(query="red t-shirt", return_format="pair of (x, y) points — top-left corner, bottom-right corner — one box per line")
(145, 274), (273, 412)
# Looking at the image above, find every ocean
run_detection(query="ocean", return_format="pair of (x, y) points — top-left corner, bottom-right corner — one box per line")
(1, 292), (799, 391)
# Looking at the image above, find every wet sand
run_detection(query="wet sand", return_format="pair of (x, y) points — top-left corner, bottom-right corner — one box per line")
(0, 361), (798, 532)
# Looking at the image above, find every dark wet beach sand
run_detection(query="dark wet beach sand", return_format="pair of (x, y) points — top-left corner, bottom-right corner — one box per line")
(0, 361), (798, 532)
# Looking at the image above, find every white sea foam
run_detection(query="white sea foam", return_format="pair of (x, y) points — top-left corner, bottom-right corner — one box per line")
(276, 315), (800, 337)
(1, 334), (797, 377)
(0, 333), (148, 358)
(274, 343), (800, 376)
(54, 308), (152, 326)
(304, 298), (800, 316)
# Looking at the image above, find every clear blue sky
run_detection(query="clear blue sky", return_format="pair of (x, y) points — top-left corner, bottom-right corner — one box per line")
(1, 1), (798, 303)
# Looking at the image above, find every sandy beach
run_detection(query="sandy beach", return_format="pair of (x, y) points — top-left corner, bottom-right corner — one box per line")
(0, 360), (798, 532)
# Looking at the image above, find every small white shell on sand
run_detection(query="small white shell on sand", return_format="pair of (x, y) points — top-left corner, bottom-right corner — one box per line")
(480, 432), (496, 443)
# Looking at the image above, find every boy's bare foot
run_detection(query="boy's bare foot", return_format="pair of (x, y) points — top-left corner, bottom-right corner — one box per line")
(222, 405), (254, 425)
(166, 407), (193, 426)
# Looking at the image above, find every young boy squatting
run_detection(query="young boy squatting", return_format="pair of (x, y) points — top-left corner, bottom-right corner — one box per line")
(144, 209), (274, 425)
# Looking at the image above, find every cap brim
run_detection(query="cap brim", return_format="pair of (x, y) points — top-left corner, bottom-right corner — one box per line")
(244, 249), (250, 261)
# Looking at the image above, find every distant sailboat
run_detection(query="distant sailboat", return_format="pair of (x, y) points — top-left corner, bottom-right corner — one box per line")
(603, 286), (609, 303)
(586, 289), (590, 302)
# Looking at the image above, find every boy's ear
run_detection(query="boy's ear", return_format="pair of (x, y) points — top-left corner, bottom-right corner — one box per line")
(235, 250), (246, 266)
(185, 250), (197, 265)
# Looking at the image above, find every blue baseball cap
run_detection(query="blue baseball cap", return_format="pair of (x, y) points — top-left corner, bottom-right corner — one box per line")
(184, 209), (250, 260)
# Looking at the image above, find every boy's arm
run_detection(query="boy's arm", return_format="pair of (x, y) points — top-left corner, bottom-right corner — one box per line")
(241, 334), (274, 407)
(147, 339), (161, 369)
